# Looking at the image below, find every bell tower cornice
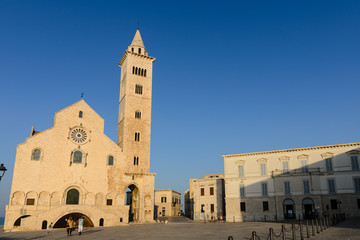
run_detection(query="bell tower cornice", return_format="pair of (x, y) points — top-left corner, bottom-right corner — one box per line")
(119, 51), (155, 67)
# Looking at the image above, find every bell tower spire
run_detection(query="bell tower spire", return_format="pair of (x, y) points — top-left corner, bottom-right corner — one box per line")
(118, 29), (155, 173)
(126, 29), (148, 57)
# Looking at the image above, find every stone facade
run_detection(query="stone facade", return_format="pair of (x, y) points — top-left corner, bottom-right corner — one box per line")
(222, 142), (360, 222)
(154, 190), (181, 218)
(4, 29), (156, 231)
(186, 174), (225, 221)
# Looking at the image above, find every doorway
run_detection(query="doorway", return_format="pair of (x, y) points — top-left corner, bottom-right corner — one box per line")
(302, 198), (315, 219)
(125, 184), (139, 222)
(283, 199), (296, 219)
(53, 213), (94, 228)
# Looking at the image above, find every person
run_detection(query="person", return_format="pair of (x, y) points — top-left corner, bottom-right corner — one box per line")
(315, 209), (319, 219)
(66, 217), (74, 236)
(47, 222), (53, 234)
(78, 216), (84, 235)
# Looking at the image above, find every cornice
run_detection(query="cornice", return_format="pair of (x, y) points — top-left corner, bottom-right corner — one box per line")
(124, 172), (156, 176)
(118, 51), (155, 66)
(221, 142), (360, 158)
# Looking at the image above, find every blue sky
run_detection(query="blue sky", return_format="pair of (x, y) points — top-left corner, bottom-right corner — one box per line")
(1, 0), (360, 218)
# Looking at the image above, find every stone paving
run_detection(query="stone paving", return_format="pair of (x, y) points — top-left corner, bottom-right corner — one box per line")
(1, 217), (359, 240)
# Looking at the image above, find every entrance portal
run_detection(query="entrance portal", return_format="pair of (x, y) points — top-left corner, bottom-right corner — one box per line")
(283, 199), (296, 219)
(125, 184), (139, 222)
(302, 198), (315, 219)
(53, 212), (94, 228)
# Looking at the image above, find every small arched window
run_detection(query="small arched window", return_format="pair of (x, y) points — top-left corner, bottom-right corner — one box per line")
(66, 189), (79, 205)
(31, 149), (41, 160)
(135, 111), (141, 119)
(131, 47), (134, 52)
(135, 84), (143, 95)
(144, 69), (147, 77)
(79, 111), (83, 118)
(141, 69), (144, 76)
(135, 67), (138, 75)
(73, 150), (82, 163)
(108, 156), (114, 166)
(133, 66), (135, 74)
(138, 48), (141, 54)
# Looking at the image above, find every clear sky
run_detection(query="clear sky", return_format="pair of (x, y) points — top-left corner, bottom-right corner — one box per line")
(1, 0), (360, 218)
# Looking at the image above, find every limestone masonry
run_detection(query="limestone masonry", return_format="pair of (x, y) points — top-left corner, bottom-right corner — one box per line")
(4, 29), (156, 231)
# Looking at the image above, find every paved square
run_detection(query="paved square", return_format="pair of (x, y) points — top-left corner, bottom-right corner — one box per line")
(1, 218), (359, 240)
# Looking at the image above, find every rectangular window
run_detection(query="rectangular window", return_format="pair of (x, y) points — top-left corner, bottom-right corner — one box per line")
(133, 156), (139, 165)
(282, 161), (289, 174)
(328, 179), (336, 194)
(325, 158), (333, 172)
(238, 165), (244, 177)
(201, 204), (205, 212)
(262, 182), (268, 196)
(330, 199), (338, 209)
(240, 184), (245, 197)
(354, 177), (360, 193)
(301, 160), (308, 173)
(303, 180), (310, 194)
(284, 181), (291, 195)
(357, 199), (360, 209)
(260, 163), (267, 176)
(201, 188), (204, 196)
(26, 198), (35, 205)
(240, 202), (246, 212)
(106, 199), (113, 205)
(210, 204), (214, 213)
(263, 201), (269, 211)
(351, 156), (359, 170)
(161, 197), (167, 203)
(210, 187), (214, 195)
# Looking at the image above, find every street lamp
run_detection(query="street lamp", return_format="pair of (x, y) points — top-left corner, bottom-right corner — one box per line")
(0, 163), (7, 181)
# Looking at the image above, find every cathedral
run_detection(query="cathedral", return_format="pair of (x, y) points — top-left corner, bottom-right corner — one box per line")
(4, 29), (156, 231)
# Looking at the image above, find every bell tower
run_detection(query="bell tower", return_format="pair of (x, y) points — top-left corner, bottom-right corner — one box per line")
(118, 29), (155, 173)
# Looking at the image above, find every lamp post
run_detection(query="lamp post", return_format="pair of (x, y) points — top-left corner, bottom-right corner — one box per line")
(0, 163), (7, 181)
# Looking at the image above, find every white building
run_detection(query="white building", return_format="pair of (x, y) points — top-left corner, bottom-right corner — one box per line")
(222, 142), (360, 222)
(186, 174), (225, 221)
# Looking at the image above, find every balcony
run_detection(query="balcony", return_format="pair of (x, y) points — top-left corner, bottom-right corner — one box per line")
(271, 168), (322, 177)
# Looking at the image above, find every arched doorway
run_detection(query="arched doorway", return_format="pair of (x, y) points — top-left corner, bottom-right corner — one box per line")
(53, 212), (94, 228)
(283, 199), (296, 219)
(125, 184), (139, 222)
(13, 215), (30, 227)
(302, 198), (315, 219)
(42, 220), (47, 229)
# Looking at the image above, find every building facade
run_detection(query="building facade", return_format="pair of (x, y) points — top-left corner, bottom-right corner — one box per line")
(154, 190), (181, 218)
(4, 29), (156, 231)
(222, 142), (360, 222)
(186, 174), (225, 221)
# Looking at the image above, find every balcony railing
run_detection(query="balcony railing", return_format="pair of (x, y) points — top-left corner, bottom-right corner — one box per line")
(272, 167), (322, 177)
